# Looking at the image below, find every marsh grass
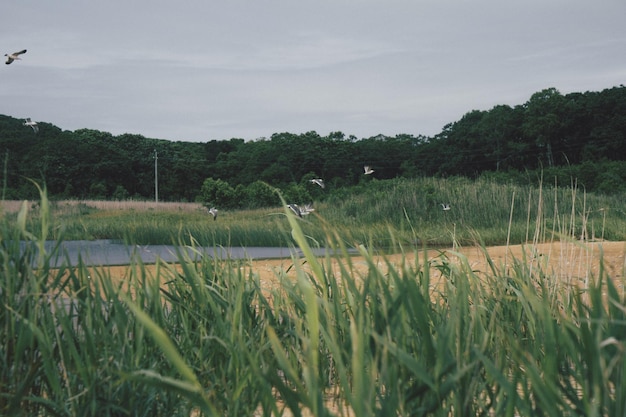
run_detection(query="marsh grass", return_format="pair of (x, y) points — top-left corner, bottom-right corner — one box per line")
(2, 176), (624, 248)
(1, 184), (625, 416)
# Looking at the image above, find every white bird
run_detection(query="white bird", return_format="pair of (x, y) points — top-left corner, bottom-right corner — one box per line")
(363, 165), (375, 175)
(441, 203), (451, 211)
(310, 178), (325, 188)
(5, 49), (27, 65)
(288, 204), (302, 218)
(23, 118), (39, 133)
(300, 203), (315, 216)
(208, 207), (218, 221)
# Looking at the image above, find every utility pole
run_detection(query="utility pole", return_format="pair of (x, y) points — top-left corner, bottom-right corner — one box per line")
(154, 149), (158, 203)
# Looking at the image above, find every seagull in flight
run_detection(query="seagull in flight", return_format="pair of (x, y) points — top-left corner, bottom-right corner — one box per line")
(441, 203), (451, 211)
(5, 49), (27, 65)
(310, 178), (325, 188)
(300, 203), (314, 216)
(288, 204), (302, 218)
(363, 166), (375, 175)
(208, 207), (218, 221)
(23, 118), (38, 133)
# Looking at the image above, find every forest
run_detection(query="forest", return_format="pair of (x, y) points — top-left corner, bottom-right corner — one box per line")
(1, 85), (625, 205)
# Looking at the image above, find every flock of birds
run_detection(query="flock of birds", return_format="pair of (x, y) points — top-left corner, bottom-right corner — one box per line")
(207, 167), (451, 221)
(5, 49), (39, 134)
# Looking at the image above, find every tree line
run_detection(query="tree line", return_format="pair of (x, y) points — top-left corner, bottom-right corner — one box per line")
(1, 85), (625, 204)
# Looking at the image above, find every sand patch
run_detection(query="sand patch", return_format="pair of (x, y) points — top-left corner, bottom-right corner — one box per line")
(96, 241), (626, 290)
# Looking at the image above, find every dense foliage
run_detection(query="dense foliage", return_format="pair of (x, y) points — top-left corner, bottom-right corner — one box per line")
(2, 85), (625, 202)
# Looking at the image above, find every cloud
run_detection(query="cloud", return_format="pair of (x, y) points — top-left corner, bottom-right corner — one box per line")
(2, 0), (626, 142)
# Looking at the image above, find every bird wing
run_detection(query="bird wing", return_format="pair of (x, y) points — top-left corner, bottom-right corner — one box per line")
(312, 179), (324, 188)
(288, 204), (302, 217)
(6, 50), (26, 64)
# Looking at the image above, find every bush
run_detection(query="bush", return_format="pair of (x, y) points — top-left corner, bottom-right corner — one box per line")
(240, 180), (278, 208)
(198, 177), (237, 209)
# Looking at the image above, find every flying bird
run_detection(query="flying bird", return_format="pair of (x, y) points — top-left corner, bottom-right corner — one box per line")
(288, 204), (302, 218)
(441, 203), (451, 211)
(300, 203), (314, 216)
(310, 178), (325, 188)
(363, 166), (375, 175)
(208, 207), (218, 221)
(23, 118), (38, 133)
(5, 49), (27, 65)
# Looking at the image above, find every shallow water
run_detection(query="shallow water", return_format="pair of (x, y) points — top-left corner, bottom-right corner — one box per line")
(20, 239), (348, 267)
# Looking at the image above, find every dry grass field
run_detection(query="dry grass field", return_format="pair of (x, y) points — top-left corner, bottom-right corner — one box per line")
(0, 199), (204, 213)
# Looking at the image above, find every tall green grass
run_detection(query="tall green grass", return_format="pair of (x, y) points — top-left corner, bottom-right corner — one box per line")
(3, 176), (624, 247)
(323, 176), (626, 246)
(1, 186), (625, 416)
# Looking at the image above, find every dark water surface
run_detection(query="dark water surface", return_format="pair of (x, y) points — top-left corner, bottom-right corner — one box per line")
(21, 239), (350, 267)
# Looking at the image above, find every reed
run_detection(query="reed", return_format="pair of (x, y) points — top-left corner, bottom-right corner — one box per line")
(1, 184), (625, 416)
(2, 176), (624, 247)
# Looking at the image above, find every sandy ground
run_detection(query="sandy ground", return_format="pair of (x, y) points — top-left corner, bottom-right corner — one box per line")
(99, 240), (626, 289)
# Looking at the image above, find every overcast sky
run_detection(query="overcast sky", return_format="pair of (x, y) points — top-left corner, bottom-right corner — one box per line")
(2, 1), (625, 142)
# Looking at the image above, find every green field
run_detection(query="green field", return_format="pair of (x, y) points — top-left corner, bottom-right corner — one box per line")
(1, 179), (626, 416)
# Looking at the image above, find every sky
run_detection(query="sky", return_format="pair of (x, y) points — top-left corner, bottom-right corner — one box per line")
(2, 1), (625, 143)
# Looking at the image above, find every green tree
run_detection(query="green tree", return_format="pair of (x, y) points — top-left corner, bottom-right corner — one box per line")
(198, 177), (237, 209)
(241, 181), (278, 208)
(522, 88), (565, 167)
(89, 181), (107, 199)
(282, 183), (311, 205)
(112, 185), (130, 200)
